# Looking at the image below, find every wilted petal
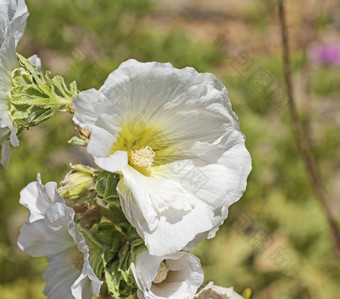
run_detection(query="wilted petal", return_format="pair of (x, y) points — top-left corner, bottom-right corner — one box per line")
(17, 219), (72, 257)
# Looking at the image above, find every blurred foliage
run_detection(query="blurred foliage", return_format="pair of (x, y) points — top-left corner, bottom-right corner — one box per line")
(1, 0), (340, 298)
(310, 66), (340, 96)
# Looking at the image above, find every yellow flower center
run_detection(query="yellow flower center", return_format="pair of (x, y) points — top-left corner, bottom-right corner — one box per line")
(110, 117), (178, 175)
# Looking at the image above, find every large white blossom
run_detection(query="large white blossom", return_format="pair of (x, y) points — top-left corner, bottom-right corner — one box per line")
(73, 59), (252, 255)
(17, 175), (102, 299)
(131, 250), (204, 299)
(195, 282), (244, 299)
(0, 0), (41, 167)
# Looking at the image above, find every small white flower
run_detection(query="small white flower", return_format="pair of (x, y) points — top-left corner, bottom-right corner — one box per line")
(131, 250), (204, 299)
(194, 282), (244, 299)
(73, 59), (251, 255)
(17, 175), (103, 299)
(0, 0), (41, 167)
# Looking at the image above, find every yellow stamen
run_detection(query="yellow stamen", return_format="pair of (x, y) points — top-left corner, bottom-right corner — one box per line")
(129, 146), (155, 168)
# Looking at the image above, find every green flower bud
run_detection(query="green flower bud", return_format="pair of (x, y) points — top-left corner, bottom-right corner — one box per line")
(59, 164), (96, 199)
(9, 54), (77, 129)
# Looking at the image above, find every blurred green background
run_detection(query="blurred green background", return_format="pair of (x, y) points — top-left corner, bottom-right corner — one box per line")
(1, 0), (340, 298)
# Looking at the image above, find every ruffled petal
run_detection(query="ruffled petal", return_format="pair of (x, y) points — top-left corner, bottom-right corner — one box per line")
(132, 251), (203, 299)
(43, 248), (80, 299)
(0, 0), (28, 46)
(118, 165), (217, 256)
(19, 174), (64, 223)
(17, 219), (72, 257)
(28, 54), (41, 70)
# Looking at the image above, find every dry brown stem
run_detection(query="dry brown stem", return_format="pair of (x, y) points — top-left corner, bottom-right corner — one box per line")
(278, 0), (340, 259)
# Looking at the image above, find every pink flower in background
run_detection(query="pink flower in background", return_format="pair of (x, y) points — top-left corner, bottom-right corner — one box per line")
(308, 44), (340, 66)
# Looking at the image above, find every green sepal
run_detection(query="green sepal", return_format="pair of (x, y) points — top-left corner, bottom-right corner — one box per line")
(93, 222), (123, 246)
(77, 225), (105, 280)
(68, 136), (89, 146)
(104, 238), (146, 298)
(104, 173), (120, 203)
(95, 172), (120, 203)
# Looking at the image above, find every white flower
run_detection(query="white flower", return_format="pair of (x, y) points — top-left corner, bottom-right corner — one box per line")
(17, 175), (103, 299)
(73, 59), (252, 255)
(0, 0), (29, 167)
(0, 0), (41, 167)
(131, 250), (204, 299)
(195, 282), (244, 299)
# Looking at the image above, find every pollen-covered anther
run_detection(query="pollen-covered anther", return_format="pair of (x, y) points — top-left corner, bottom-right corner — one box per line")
(129, 146), (155, 168)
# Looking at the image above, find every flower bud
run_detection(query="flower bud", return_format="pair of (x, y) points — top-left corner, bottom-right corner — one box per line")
(9, 54), (77, 129)
(59, 164), (96, 199)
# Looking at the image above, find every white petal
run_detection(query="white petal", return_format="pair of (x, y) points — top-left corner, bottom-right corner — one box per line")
(86, 125), (115, 156)
(19, 174), (64, 223)
(67, 205), (103, 298)
(132, 251), (203, 299)
(145, 200), (214, 256)
(1, 0), (28, 46)
(1, 139), (10, 168)
(17, 219), (72, 257)
(98, 60), (237, 147)
(94, 150), (128, 173)
(195, 282), (245, 299)
(8, 123), (19, 146)
(72, 273), (94, 299)
(43, 248), (80, 299)
(73, 88), (112, 130)
(28, 54), (41, 70)
(0, 34), (17, 74)
(119, 164), (229, 255)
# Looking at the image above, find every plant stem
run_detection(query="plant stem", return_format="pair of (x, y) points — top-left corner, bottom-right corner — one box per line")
(278, 0), (340, 259)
